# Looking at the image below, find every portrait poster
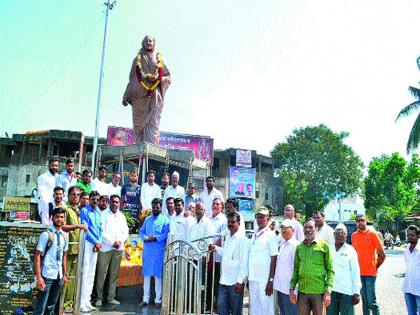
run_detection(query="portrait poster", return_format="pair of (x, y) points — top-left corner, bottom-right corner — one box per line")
(107, 126), (135, 146)
(159, 132), (214, 165)
(229, 166), (256, 199)
(236, 149), (252, 167)
(238, 199), (255, 212)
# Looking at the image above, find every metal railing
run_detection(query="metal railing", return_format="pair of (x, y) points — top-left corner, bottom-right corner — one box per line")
(162, 233), (225, 315)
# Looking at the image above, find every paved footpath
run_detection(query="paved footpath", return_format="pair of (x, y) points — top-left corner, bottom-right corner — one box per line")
(86, 247), (407, 315)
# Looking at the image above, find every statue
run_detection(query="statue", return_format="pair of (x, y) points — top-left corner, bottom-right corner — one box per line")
(122, 35), (171, 145)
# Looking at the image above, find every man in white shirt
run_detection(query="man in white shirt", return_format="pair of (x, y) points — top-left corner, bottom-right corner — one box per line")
(170, 198), (194, 243)
(37, 158), (59, 222)
(327, 223), (361, 315)
(55, 158), (77, 202)
(403, 225), (420, 315)
(225, 198), (246, 236)
(210, 211), (249, 315)
(314, 211), (335, 246)
(283, 204), (304, 242)
(94, 195), (129, 307)
(42, 187), (65, 225)
(91, 166), (109, 196)
(190, 202), (215, 244)
(273, 219), (299, 315)
(199, 176), (224, 217)
(140, 170), (161, 211)
(248, 206), (278, 315)
(162, 171), (185, 216)
(107, 173), (122, 197)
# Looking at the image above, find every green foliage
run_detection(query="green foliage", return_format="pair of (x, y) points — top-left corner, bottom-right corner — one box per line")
(364, 153), (420, 222)
(395, 61), (420, 153)
(271, 124), (364, 217)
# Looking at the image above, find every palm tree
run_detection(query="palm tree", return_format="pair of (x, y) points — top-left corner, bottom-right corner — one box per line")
(396, 58), (420, 153)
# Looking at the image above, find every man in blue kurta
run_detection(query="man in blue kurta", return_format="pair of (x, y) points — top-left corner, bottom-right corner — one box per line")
(139, 197), (170, 309)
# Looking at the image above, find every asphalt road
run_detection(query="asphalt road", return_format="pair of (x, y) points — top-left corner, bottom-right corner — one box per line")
(85, 247), (407, 315)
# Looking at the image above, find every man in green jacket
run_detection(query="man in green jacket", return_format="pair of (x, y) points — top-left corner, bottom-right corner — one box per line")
(289, 219), (334, 315)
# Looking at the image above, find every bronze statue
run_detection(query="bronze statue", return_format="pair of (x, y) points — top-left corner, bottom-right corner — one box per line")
(122, 36), (171, 144)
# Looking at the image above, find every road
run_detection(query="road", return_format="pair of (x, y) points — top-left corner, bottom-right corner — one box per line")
(88, 248), (407, 315)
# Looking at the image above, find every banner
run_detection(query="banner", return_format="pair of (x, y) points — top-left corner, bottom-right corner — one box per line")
(106, 127), (214, 165)
(229, 167), (256, 199)
(159, 132), (214, 165)
(236, 149), (252, 167)
(107, 126), (135, 146)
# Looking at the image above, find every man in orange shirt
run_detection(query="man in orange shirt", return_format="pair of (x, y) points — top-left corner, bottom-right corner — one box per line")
(351, 214), (386, 315)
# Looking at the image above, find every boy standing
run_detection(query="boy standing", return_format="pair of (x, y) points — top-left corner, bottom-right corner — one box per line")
(33, 207), (68, 315)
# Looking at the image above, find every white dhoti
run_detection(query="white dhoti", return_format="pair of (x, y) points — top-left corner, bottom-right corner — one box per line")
(80, 241), (98, 308)
(249, 281), (275, 315)
(143, 276), (162, 303)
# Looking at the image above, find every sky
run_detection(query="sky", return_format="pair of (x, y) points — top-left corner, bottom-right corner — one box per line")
(1, 0), (419, 166)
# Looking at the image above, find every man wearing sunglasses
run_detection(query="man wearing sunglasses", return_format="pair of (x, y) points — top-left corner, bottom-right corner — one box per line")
(351, 215), (386, 315)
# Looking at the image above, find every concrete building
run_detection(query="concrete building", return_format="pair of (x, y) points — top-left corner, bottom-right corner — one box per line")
(323, 193), (366, 222)
(211, 148), (282, 216)
(0, 130), (105, 204)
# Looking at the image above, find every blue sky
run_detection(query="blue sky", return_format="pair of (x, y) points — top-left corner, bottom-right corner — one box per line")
(1, 1), (419, 165)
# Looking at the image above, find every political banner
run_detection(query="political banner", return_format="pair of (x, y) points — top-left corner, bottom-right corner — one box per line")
(106, 127), (214, 165)
(159, 132), (214, 165)
(236, 149), (252, 167)
(107, 126), (135, 146)
(229, 166), (256, 199)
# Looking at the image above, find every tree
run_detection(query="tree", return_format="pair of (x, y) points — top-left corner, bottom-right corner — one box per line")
(271, 124), (363, 217)
(396, 58), (420, 153)
(364, 153), (419, 223)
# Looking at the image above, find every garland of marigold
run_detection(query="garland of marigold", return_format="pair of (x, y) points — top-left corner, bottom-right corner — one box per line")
(135, 52), (164, 97)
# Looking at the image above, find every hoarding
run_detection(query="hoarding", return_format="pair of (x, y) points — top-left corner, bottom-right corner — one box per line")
(106, 127), (214, 165)
(229, 167), (256, 199)
(2, 197), (31, 213)
(107, 126), (135, 146)
(236, 149), (252, 168)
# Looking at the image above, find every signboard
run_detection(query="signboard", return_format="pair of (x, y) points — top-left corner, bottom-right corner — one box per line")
(229, 167), (256, 199)
(107, 126), (135, 146)
(0, 222), (45, 314)
(3, 197), (31, 213)
(159, 132), (214, 165)
(10, 212), (30, 220)
(236, 149), (252, 168)
(106, 127), (214, 165)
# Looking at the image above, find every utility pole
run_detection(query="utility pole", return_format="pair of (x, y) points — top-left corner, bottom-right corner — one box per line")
(91, 0), (116, 172)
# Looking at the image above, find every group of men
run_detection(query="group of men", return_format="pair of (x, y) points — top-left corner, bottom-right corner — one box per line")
(34, 158), (131, 314)
(32, 158), (420, 315)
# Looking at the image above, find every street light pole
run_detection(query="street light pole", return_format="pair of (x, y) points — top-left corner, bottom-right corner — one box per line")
(91, 0), (116, 172)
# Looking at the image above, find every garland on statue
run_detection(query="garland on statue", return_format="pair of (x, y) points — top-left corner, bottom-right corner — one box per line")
(135, 52), (164, 97)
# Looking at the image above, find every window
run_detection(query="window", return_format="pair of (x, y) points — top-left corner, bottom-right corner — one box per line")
(26, 175), (30, 184)
(0, 175), (7, 187)
(265, 192), (269, 200)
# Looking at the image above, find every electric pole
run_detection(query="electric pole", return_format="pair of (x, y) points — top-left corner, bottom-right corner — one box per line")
(91, 0), (116, 172)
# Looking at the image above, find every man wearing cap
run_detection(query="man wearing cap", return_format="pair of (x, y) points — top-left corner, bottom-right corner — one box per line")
(283, 204), (304, 242)
(91, 166), (109, 196)
(290, 219), (334, 315)
(248, 206), (278, 315)
(139, 198), (170, 309)
(273, 219), (299, 315)
(327, 223), (361, 315)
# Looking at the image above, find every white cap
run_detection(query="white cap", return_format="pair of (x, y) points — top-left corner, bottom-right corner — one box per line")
(281, 219), (294, 229)
(335, 223), (347, 233)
